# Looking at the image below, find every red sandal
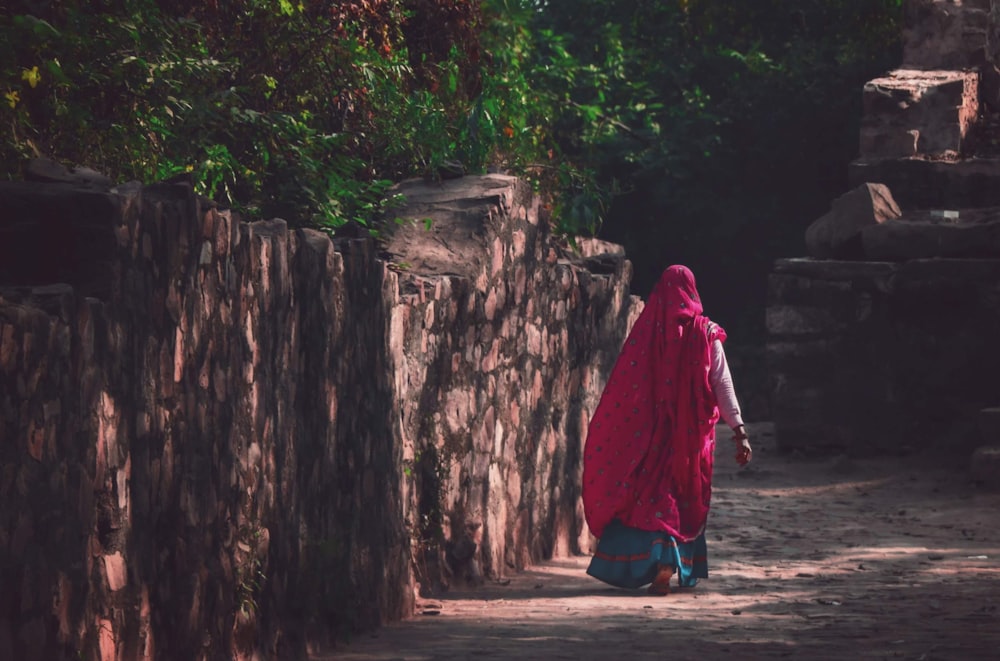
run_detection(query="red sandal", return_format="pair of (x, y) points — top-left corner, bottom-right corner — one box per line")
(647, 565), (674, 595)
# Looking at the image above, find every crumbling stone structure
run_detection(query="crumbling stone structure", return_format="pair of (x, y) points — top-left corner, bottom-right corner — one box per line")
(768, 0), (1000, 474)
(0, 171), (639, 660)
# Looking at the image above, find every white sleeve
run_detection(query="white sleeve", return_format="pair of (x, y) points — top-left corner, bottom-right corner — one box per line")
(709, 339), (744, 429)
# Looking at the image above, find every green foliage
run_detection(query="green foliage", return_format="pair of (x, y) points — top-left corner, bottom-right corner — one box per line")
(0, 0), (616, 234)
(1, 1), (461, 229)
(526, 0), (904, 339)
(529, 0), (903, 211)
(472, 1), (622, 234)
(1, 0), (904, 291)
(3, 4), (218, 178)
(235, 524), (267, 618)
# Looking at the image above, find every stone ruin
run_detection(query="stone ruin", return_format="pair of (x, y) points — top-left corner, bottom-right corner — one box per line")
(0, 163), (640, 660)
(768, 0), (1000, 484)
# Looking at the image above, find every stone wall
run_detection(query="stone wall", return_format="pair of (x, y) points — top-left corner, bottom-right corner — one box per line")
(382, 178), (640, 589)
(771, 0), (1000, 457)
(0, 174), (639, 660)
(767, 258), (1000, 455)
(849, 0), (1000, 207)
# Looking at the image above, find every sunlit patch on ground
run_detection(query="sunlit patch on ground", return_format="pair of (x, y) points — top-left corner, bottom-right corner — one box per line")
(323, 431), (1000, 660)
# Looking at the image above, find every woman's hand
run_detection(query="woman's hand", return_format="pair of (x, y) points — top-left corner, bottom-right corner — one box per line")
(735, 438), (752, 466)
(732, 425), (752, 466)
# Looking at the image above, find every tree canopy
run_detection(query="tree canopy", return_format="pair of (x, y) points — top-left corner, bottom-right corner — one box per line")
(532, 0), (903, 334)
(1, 0), (903, 337)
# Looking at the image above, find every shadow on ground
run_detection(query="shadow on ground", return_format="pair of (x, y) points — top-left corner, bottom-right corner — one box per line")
(321, 425), (1000, 661)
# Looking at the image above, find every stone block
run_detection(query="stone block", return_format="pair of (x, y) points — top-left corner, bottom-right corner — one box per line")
(861, 217), (1000, 259)
(985, 1), (1000, 108)
(773, 258), (898, 281)
(765, 305), (842, 336)
(381, 174), (528, 280)
(848, 157), (1000, 209)
(859, 69), (979, 160)
(990, 0), (1000, 61)
(894, 256), (1000, 286)
(24, 157), (113, 190)
(804, 183), (902, 258)
(765, 339), (843, 377)
(903, 0), (990, 70)
(768, 254), (1000, 457)
(571, 237), (625, 258)
(767, 273), (857, 307)
(858, 126), (920, 159)
(103, 552), (127, 592)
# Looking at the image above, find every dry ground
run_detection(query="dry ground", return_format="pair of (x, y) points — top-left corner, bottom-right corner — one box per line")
(320, 424), (1000, 661)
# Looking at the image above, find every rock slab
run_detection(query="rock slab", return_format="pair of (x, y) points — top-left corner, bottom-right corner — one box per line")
(859, 69), (979, 160)
(804, 183), (902, 259)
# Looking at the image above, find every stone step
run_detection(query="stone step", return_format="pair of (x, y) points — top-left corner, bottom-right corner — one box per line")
(848, 156), (1000, 209)
(766, 263), (1000, 457)
(860, 213), (1000, 260)
(801, 182), (1000, 261)
(859, 69), (979, 160)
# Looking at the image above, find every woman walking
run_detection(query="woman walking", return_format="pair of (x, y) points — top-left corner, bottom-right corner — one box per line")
(582, 265), (751, 595)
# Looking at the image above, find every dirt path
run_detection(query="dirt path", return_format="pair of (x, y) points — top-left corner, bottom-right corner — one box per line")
(321, 425), (1000, 660)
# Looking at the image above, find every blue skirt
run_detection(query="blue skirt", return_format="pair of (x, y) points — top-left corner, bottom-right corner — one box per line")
(586, 519), (708, 589)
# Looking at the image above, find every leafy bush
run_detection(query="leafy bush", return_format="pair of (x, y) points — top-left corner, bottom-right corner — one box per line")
(1, 0), (904, 266)
(527, 0), (904, 338)
(0, 2), (497, 228)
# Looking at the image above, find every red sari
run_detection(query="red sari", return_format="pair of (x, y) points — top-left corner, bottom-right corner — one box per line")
(582, 265), (725, 543)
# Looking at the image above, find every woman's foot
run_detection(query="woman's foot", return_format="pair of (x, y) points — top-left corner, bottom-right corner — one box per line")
(647, 565), (674, 595)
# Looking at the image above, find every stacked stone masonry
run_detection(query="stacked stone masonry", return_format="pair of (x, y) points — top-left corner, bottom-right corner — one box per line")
(850, 0), (1000, 207)
(859, 69), (979, 160)
(0, 174), (640, 660)
(767, 258), (1000, 455)
(774, 0), (1000, 460)
(903, 0), (991, 70)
